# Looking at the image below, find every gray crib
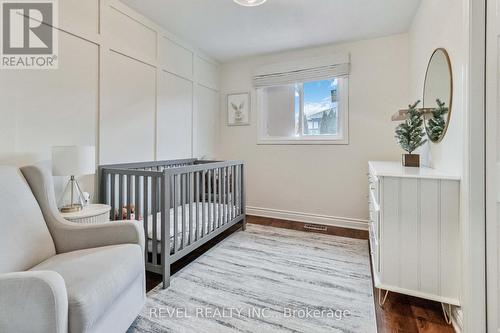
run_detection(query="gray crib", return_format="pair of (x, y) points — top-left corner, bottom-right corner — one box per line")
(98, 159), (246, 288)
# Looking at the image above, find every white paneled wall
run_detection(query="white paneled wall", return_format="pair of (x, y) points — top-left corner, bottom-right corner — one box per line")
(101, 0), (220, 164)
(0, 0), (220, 200)
(157, 72), (193, 160)
(100, 51), (156, 164)
(196, 56), (219, 90)
(160, 37), (194, 80)
(58, 0), (99, 37)
(194, 85), (219, 158)
(106, 5), (157, 65)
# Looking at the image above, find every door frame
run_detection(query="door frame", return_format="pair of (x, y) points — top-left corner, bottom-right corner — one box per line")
(486, 0), (499, 332)
(462, 0), (487, 331)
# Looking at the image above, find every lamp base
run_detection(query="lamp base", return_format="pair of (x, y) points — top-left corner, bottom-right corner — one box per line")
(60, 204), (83, 213)
(58, 175), (86, 212)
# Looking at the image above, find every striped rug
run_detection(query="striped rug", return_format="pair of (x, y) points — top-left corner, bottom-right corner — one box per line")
(128, 224), (376, 333)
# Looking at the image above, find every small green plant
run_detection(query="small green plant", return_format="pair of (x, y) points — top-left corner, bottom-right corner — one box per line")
(426, 99), (449, 142)
(395, 100), (427, 154)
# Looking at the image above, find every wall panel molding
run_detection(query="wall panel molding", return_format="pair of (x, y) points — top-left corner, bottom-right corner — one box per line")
(0, 0), (220, 202)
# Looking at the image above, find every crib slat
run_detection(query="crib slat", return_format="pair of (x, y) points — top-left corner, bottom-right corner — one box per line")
(215, 169), (218, 228)
(180, 174), (185, 250)
(222, 168), (229, 224)
(223, 167), (226, 225)
(201, 171), (205, 238)
(152, 176), (158, 265)
(186, 173), (190, 245)
(118, 174), (124, 220)
(184, 173), (188, 246)
(217, 168), (224, 228)
(227, 166), (230, 222)
(161, 174), (171, 288)
(188, 172), (193, 245)
(240, 164), (247, 219)
(238, 165), (241, 216)
(226, 166), (233, 221)
(236, 165), (240, 216)
(209, 169), (214, 232)
(143, 176), (149, 264)
(218, 168), (222, 228)
(222, 167), (226, 225)
(110, 173), (116, 220)
(212, 169), (216, 231)
(195, 171), (200, 241)
(189, 172), (198, 243)
(232, 165), (236, 220)
(127, 175), (132, 219)
(227, 167), (231, 222)
(135, 175), (140, 221)
(213, 169), (218, 230)
(173, 175), (178, 253)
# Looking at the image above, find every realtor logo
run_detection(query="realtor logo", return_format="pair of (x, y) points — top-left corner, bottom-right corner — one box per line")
(1, 0), (58, 69)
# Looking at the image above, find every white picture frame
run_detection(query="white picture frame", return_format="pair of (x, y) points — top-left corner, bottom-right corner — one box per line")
(227, 92), (250, 126)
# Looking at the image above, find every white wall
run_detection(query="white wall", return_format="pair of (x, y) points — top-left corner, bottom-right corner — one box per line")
(217, 34), (409, 229)
(409, 0), (465, 174)
(0, 0), (220, 200)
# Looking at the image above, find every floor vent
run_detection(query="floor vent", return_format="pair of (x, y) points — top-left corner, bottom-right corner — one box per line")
(304, 224), (328, 232)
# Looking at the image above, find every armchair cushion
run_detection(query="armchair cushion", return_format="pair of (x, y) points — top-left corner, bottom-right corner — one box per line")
(30, 244), (144, 333)
(0, 271), (68, 333)
(0, 167), (56, 273)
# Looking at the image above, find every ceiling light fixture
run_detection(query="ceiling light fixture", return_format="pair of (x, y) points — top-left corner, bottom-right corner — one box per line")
(233, 0), (267, 7)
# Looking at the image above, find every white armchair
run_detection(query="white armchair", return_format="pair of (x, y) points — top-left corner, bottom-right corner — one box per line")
(0, 165), (146, 333)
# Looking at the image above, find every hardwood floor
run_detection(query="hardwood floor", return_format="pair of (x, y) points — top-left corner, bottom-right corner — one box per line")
(146, 216), (455, 333)
(246, 215), (369, 240)
(374, 290), (455, 333)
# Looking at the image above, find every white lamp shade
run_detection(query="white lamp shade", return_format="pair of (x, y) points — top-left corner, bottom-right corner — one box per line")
(52, 146), (96, 176)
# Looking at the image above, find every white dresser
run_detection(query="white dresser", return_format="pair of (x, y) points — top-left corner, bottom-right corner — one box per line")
(368, 161), (460, 307)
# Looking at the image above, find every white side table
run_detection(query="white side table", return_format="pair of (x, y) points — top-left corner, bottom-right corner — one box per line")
(60, 204), (111, 224)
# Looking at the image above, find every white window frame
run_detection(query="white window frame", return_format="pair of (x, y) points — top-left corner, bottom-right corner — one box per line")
(257, 77), (349, 145)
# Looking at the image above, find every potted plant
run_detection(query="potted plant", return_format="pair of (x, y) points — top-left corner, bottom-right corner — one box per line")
(395, 100), (427, 167)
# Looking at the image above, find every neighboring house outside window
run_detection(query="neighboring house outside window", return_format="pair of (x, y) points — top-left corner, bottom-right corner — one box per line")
(257, 77), (348, 144)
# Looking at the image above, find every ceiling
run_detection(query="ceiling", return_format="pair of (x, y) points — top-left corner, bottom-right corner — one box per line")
(121, 0), (421, 63)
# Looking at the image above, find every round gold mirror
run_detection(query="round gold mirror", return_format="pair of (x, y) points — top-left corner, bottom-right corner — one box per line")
(423, 48), (453, 143)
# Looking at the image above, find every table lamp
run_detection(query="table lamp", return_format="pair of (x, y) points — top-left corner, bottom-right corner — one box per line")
(52, 145), (96, 213)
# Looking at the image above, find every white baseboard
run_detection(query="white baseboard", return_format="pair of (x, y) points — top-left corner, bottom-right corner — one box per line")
(246, 206), (369, 231)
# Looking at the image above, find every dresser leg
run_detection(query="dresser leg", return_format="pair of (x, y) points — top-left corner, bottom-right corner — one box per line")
(441, 303), (453, 325)
(378, 289), (389, 306)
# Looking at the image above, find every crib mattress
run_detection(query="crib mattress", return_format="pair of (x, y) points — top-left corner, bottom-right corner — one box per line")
(145, 202), (237, 254)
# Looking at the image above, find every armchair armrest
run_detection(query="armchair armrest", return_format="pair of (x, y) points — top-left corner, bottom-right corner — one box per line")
(47, 219), (145, 253)
(0, 271), (68, 333)
(21, 165), (145, 254)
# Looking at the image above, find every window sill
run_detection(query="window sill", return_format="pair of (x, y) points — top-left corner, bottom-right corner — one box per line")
(257, 137), (349, 145)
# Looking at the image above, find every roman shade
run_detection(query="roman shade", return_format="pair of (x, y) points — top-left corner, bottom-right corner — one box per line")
(253, 53), (350, 87)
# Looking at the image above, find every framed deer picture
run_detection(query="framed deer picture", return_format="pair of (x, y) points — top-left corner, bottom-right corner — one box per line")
(227, 92), (250, 126)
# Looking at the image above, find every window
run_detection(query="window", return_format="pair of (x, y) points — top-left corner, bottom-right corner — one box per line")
(257, 77), (348, 144)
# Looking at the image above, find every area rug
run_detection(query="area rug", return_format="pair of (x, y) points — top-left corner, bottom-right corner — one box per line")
(128, 224), (376, 333)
